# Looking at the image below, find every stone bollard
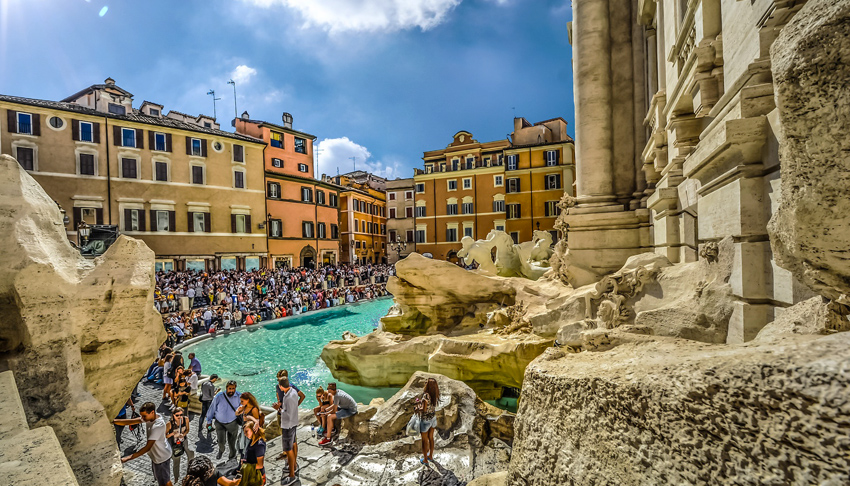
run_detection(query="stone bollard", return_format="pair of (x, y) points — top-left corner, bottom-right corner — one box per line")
(322, 280), (328, 290)
(354, 277), (360, 286)
(180, 296), (190, 312)
(370, 276), (376, 284)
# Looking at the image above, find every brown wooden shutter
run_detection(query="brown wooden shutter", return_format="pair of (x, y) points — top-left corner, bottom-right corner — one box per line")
(185, 136), (192, 155)
(31, 114), (41, 136)
(139, 211), (146, 231)
(124, 209), (132, 231)
(136, 128), (144, 149)
(7, 110), (17, 133)
(231, 214), (237, 233)
(95, 208), (103, 225)
(201, 139), (207, 157)
(72, 120), (80, 141)
(204, 212), (211, 233)
(168, 211), (176, 232)
(165, 133), (172, 152)
(150, 210), (157, 231)
(92, 122), (101, 144)
(148, 131), (155, 150)
(187, 211), (194, 232)
(245, 215), (251, 233)
(114, 126), (122, 146)
(73, 207), (82, 229)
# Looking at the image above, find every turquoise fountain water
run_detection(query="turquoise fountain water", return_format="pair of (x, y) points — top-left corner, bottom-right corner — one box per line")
(183, 297), (398, 406)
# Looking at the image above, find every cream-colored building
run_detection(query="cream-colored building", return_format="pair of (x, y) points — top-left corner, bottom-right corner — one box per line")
(565, 0), (814, 341)
(385, 177), (416, 263)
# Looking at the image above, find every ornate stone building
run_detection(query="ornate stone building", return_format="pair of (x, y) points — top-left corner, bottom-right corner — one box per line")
(565, 0), (814, 341)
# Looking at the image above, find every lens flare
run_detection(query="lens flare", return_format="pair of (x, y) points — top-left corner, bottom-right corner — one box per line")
(98, 5), (108, 17)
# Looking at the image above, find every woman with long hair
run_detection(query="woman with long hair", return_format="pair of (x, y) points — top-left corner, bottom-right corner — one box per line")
(181, 456), (241, 486)
(235, 392), (263, 456)
(415, 378), (440, 464)
(240, 417), (266, 486)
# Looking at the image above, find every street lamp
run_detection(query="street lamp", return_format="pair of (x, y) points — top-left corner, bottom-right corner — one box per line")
(389, 235), (407, 261)
(350, 240), (357, 264)
(78, 221), (91, 247)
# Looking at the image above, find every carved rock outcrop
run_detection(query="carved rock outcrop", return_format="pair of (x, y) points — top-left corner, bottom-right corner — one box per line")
(768, 0), (850, 300)
(0, 155), (164, 486)
(508, 333), (850, 486)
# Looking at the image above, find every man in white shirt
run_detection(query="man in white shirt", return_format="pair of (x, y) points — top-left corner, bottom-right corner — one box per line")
(202, 308), (213, 332)
(113, 401), (173, 486)
(187, 287), (195, 308)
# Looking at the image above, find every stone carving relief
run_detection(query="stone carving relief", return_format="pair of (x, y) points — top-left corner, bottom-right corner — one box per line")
(584, 265), (658, 329)
(699, 241), (719, 263)
(458, 230), (553, 280)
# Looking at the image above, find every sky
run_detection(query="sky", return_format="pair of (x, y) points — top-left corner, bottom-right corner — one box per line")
(0, 0), (574, 179)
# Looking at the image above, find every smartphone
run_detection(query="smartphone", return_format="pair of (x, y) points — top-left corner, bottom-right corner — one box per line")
(235, 473), (242, 480)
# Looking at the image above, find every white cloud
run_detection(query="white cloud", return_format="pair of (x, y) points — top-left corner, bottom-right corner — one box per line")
(316, 137), (401, 179)
(231, 65), (258, 84)
(239, 0), (462, 33)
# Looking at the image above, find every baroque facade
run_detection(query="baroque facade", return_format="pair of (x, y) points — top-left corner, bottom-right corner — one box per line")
(565, 0), (814, 341)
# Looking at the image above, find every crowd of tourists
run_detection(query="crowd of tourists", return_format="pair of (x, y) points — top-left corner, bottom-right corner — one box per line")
(154, 264), (394, 344)
(116, 345), (440, 486)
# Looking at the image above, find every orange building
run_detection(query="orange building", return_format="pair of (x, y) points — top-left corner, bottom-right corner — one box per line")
(235, 112), (340, 268)
(414, 117), (575, 261)
(324, 171), (387, 264)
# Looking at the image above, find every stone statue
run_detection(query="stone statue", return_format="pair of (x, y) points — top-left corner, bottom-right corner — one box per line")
(458, 230), (554, 280)
(457, 235), (498, 274)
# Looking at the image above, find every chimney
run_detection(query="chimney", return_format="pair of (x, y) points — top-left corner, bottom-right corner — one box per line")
(241, 111), (250, 120)
(105, 77), (115, 86)
(282, 112), (293, 129)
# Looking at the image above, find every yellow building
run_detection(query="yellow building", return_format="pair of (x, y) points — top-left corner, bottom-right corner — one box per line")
(324, 171), (388, 264)
(0, 78), (268, 271)
(414, 117), (575, 261)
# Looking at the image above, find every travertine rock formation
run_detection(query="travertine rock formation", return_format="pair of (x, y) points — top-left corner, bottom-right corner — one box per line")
(507, 332), (850, 486)
(0, 155), (164, 486)
(768, 0), (850, 301)
(755, 296), (850, 343)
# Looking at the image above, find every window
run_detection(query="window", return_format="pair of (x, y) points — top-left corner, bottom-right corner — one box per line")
(405, 191), (413, 200)
(507, 203), (521, 219)
(406, 207), (414, 218)
(331, 224), (339, 239)
(184, 165), (202, 186)
(507, 178), (521, 193)
(389, 230), (397, 242)
(79, 153), (95, 175)
(190, 138), (202, 156)
(415, 229), (426, 243)
(233, 144), (244, 162)
(495, 223), (505, 232)
(510, 232), (520, 244)
(462, 202), (474, 214)
(446, 227), (458, 242)
(406, 230), (414, 242)
(381, 224), (386, 235)
(294, 137), (306, 154)
(149, 108), (160, 116)
(234, 170), (245, 189)
(448, 180), (457, 191)
(355, 240), (361, 249)
(302, 221), (314, 238)
(80, 121), (93, 142)
(507, 154), (518, 170)
(269, 219), (282, 237)
(268, 182), (281, 198)
(124, 209), (142, 231)
(425, 165), (433, 174)
(81, 208), (98, 225)
(16, 147), (34, 170)
(121, 158), (138, 179)
(154, 132), (166, 151)
(354, 220), (359, 232)
(494, 175), (503, 187)
(298, 163), (308, 173)
(389, 208), (397, 218)
(108, 103), (126, 115)
(271, 158), (283, 168)
(203, 122), (211, 128)
(545, 150), (558, 166)
(545, 201), (562, 217)
(301, 187), (313, 202)
(464, 226), (474, 238)
(317, 190), (326, 205)
(497, 154), (504, 166)
(329, 194), (338, 207)
(388, 192), (397, 201)
(440, 163), (446, 172)
(121, 128), (136, 147)
(270, 132), (283, 148)
(234, 214), (247, 233)
(49, 116), (63, 129)
(484, 157), (491, 167)
(318, 222), (326, 238)
(462, 178), (472, 189)
(193, 212), (206, 232)
(447, 203), (458, 215)
(155, 161), (168, 181)
(415, 206), (426, 217)
(493, 200), (505, 212)
(451, 159), (459, 171)
(465, 157), (474, 169)
(156, 210), (170, 232)
(546, 174), (562, 190)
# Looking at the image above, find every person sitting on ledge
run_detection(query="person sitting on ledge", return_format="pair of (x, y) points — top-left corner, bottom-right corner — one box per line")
(318, 382), (357, 446)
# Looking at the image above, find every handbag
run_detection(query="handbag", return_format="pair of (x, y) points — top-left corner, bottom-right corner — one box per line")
(224, 394), (244, 427)
(405, 413), (420, 437)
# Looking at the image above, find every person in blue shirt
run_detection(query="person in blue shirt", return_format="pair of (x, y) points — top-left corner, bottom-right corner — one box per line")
(188, 353), (202, 375)
(205, 380), (241, 460)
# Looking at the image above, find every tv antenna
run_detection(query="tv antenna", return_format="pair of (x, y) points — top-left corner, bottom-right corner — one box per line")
(206, 90), (221, 120)
(350, 156), (356, 172)
(226, 80), (237, 122)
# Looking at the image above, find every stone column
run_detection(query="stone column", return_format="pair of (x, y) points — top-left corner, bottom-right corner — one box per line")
(610, 0), (637, 203)
(573, 0), (616, 206)
(632, 10), (649, 209)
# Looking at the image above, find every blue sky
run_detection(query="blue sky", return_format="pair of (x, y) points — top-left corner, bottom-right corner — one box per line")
(0, 0), (574, 179)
